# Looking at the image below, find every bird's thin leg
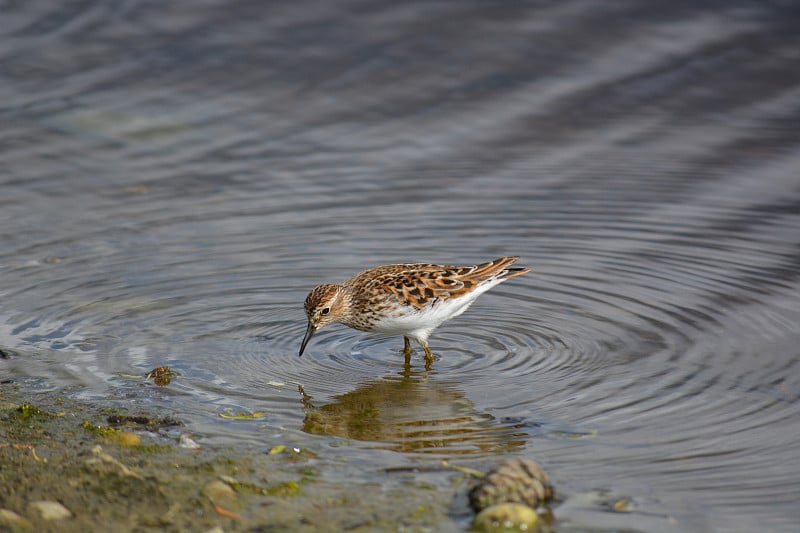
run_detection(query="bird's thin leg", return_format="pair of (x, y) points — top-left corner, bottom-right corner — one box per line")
(423, 341), (433, 371)
(403, 336), (413, 365)
(403, 335), (411, 368)
(420, 340), (434, 362)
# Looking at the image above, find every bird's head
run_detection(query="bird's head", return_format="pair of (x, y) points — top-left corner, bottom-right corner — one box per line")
(299, 284), (346, 356)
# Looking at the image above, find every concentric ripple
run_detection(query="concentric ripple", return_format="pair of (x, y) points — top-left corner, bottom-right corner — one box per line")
(2, 1), (800, 531)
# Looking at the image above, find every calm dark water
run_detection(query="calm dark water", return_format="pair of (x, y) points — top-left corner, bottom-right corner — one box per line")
(2, 1), (800, 531)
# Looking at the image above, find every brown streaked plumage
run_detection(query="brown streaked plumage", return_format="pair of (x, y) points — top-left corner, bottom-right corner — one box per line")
(299, 257), (530, 363)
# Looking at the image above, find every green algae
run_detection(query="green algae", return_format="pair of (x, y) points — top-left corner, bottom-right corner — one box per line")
(81, 420), (120, 437)
(266, 479), (301, 496)
(14, 403), (51, 420)
(0, 387), (469, 533)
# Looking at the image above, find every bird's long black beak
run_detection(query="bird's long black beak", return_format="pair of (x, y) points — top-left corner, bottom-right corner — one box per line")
(299, 322), (316, 357)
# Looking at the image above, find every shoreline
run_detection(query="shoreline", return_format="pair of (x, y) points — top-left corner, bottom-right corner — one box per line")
(0, 383), (466, 532)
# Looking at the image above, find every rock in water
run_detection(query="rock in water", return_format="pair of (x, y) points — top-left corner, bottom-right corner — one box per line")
(469, 458), (554, 513)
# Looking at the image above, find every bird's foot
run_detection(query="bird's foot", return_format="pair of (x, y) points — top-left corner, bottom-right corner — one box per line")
(422, 344), (434, 370)
(422, 345), (433, 361)
(402, 336), (435, 369)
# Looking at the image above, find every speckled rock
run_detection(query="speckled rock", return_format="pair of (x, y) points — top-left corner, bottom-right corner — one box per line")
(469, 458), (554, 513)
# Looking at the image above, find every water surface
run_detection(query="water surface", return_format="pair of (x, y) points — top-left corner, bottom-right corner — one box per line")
(2, 1), (800, 531)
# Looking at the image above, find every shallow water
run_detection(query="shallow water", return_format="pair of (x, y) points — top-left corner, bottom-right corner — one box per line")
(2, 1), (800, 531)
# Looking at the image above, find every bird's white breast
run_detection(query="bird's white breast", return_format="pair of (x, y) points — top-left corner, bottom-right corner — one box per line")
(369, 277), (505, 342)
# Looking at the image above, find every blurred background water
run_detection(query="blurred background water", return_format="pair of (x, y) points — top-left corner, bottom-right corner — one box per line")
(2, 1), (800, 531)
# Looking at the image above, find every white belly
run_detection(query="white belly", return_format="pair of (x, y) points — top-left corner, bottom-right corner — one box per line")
(369, 277), (504, 342)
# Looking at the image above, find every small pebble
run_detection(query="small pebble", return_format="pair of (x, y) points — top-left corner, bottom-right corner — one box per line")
(179, 433), (201, 449)
(202, 480), (237, 501)
(85, 445), (141, 479)
(0, 508), (32, 527)
(612, 498), (634, 512)
(28, 500), (72, 521)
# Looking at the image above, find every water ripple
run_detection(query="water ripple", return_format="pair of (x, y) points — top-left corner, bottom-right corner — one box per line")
(2, 1), (800, 530)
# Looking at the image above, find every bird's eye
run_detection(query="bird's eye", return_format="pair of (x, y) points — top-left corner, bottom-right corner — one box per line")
(321, 307), (330, 315)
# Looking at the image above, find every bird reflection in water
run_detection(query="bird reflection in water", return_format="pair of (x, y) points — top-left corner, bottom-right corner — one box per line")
(300, 365), (527, 454)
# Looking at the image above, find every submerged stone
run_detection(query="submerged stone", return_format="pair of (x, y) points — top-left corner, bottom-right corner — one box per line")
(473, 503), (539, 532)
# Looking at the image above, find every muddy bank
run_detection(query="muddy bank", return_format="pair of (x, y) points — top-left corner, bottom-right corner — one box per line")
(0, 384), (471, 532)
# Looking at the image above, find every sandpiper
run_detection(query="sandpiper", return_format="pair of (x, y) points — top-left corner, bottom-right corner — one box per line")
(299, 256), (530, 362)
